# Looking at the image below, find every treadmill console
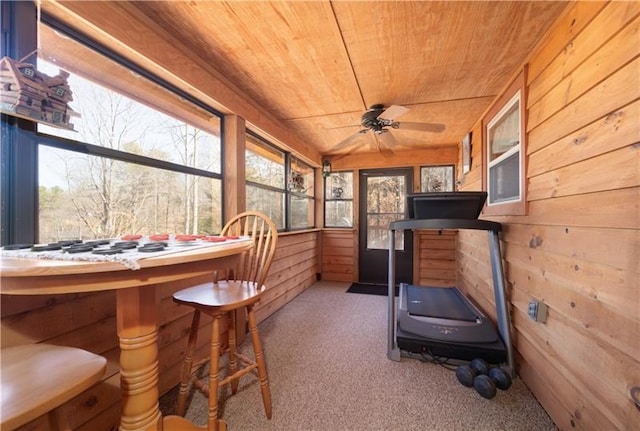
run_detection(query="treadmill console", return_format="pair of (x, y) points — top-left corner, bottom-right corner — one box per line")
(407, 191), (487, 220)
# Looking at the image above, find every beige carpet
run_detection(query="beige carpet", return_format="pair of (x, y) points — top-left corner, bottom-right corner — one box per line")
(160, 281), (557, 430)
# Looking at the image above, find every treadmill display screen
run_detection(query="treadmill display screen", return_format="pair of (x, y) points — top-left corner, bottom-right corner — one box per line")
(407, 191), (487, 219)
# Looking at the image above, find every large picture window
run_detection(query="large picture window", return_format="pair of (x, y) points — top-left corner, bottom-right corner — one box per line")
(32, 17), (224, 242)
(482, 69), (527, 215)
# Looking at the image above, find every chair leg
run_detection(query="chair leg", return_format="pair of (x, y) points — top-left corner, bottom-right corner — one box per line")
(176, 309), (201, 417)
(247, 305), (272, 419)
(208, 315), (223, 431)
(227, 310), (239, 394)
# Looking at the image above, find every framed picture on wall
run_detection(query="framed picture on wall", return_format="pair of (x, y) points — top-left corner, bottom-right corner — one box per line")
(462, 132), (472, 174)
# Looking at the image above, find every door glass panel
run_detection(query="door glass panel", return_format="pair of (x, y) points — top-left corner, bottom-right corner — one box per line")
(366, 175), (405, 250)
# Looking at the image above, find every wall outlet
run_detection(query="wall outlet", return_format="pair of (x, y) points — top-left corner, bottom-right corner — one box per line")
(528, 299), (548, 323)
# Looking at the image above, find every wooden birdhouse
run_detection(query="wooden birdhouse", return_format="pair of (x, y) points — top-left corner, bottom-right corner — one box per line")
(0, 56), (77, 130)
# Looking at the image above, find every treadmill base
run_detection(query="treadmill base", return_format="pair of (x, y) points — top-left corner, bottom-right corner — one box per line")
(396, 325), (507, 364)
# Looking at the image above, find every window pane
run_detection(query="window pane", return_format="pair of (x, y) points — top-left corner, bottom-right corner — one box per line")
(421, 166), (454, 192)
(366, 176), (405, 250)
(325, 172), (353, 199)
(366, 214), (404, 250)
(290, 157), (314, 197)
(37, 63), (222, 173)
(246, 184), (285, 229)
(489, 151), (520, 203)
(290, 196), (314, 229)
(38, 23), (222, 173)
(246, 137), (285, 188)
(325, 172), (354, 227)
(38, 146), (222, 242)
(488, 96), (520, 162)
(325, 201), (353, 227)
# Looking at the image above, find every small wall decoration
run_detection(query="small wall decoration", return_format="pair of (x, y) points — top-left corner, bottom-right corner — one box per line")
(0, 56), (78, 130)
(462, 131), (472, 174)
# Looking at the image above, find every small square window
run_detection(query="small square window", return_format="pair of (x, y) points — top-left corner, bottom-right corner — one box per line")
(420, 165), (455, 192)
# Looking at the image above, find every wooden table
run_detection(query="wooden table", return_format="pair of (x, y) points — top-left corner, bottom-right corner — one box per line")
(0, 239), (253, 431)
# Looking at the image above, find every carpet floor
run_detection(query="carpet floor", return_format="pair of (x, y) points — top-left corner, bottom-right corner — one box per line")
(160, 281), (557, 430)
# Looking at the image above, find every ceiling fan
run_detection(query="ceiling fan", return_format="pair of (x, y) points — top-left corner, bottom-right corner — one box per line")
(330, 104), (445, 153)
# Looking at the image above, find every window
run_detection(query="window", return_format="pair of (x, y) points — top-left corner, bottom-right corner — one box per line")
(245, 133), (315, 230)
(30, 16), (224, 242)
(289, 157), (315, 230)
(420, 165), (455, 192)
(324, 172), (353, 227)
(482, 69), (527, 215)
(246, 134), (286, 229)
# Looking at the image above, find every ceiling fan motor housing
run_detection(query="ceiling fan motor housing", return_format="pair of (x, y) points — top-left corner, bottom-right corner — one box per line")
(361, 104), (388, 131)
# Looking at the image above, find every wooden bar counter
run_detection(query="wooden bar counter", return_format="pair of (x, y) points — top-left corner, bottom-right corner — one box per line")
(1, 239), (253, 431)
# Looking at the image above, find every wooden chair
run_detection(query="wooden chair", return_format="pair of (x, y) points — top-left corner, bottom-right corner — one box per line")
(1, 343), (107, 430)
(172, 211), (278, 429)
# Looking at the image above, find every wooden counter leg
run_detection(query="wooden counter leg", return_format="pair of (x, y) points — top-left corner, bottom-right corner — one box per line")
(117, 286), (162, 431)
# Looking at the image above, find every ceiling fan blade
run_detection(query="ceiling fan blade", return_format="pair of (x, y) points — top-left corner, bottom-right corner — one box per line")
(326, 124), (361, 130)
(331, 129), (368, 151)
(378, 104), (410, 121)
(378, 130), (397, 149)
(396, 122), (445, 133)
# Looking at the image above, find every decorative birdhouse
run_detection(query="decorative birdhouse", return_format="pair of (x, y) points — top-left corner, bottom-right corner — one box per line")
(0, 56), (77, 130)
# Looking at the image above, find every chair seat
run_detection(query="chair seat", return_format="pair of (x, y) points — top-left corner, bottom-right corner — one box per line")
(1, 344), (107, 430)
(173, 280), (264, 311)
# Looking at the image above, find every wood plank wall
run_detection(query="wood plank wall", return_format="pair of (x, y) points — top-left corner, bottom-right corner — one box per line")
(321, 229), (356, 282)
(0, 231), (318, 430)
(457, 2), (639, 430)
(415, 230), (457, 287)
(321, 229), (457, 286)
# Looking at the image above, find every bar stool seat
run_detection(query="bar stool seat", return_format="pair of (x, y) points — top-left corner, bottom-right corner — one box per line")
(1, 344), (107, 430)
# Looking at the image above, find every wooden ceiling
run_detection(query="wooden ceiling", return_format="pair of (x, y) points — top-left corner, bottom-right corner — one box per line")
(43, 1), (568, 158)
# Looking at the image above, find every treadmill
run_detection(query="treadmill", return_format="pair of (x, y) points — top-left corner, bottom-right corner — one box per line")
(387, 192), (515, 376)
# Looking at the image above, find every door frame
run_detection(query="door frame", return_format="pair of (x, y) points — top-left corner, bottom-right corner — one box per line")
(357, 168), (413, 284)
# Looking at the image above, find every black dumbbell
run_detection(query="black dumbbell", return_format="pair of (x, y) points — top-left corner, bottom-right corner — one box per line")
(488, 367), (512, 390)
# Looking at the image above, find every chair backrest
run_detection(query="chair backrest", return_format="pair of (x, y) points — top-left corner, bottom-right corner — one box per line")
(221, 211), (278, 288)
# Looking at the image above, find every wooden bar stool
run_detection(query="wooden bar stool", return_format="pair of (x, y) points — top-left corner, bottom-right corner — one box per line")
(1, 344), (107, 430)
(173, 211), (278, 430)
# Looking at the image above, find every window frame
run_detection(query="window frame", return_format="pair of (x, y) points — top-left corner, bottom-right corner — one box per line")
(482, 68), (528, 216)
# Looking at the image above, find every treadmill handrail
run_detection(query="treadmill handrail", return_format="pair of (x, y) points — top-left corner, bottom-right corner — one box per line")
(390, 218), (501, 232)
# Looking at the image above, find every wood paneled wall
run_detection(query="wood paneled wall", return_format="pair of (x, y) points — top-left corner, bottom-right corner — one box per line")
(321, 229), (356, 282)
(415, 230), (457, 287)
(321, 229), (458, 286)
(1, 231), (318, 430)
(457, 2), (639, 430)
